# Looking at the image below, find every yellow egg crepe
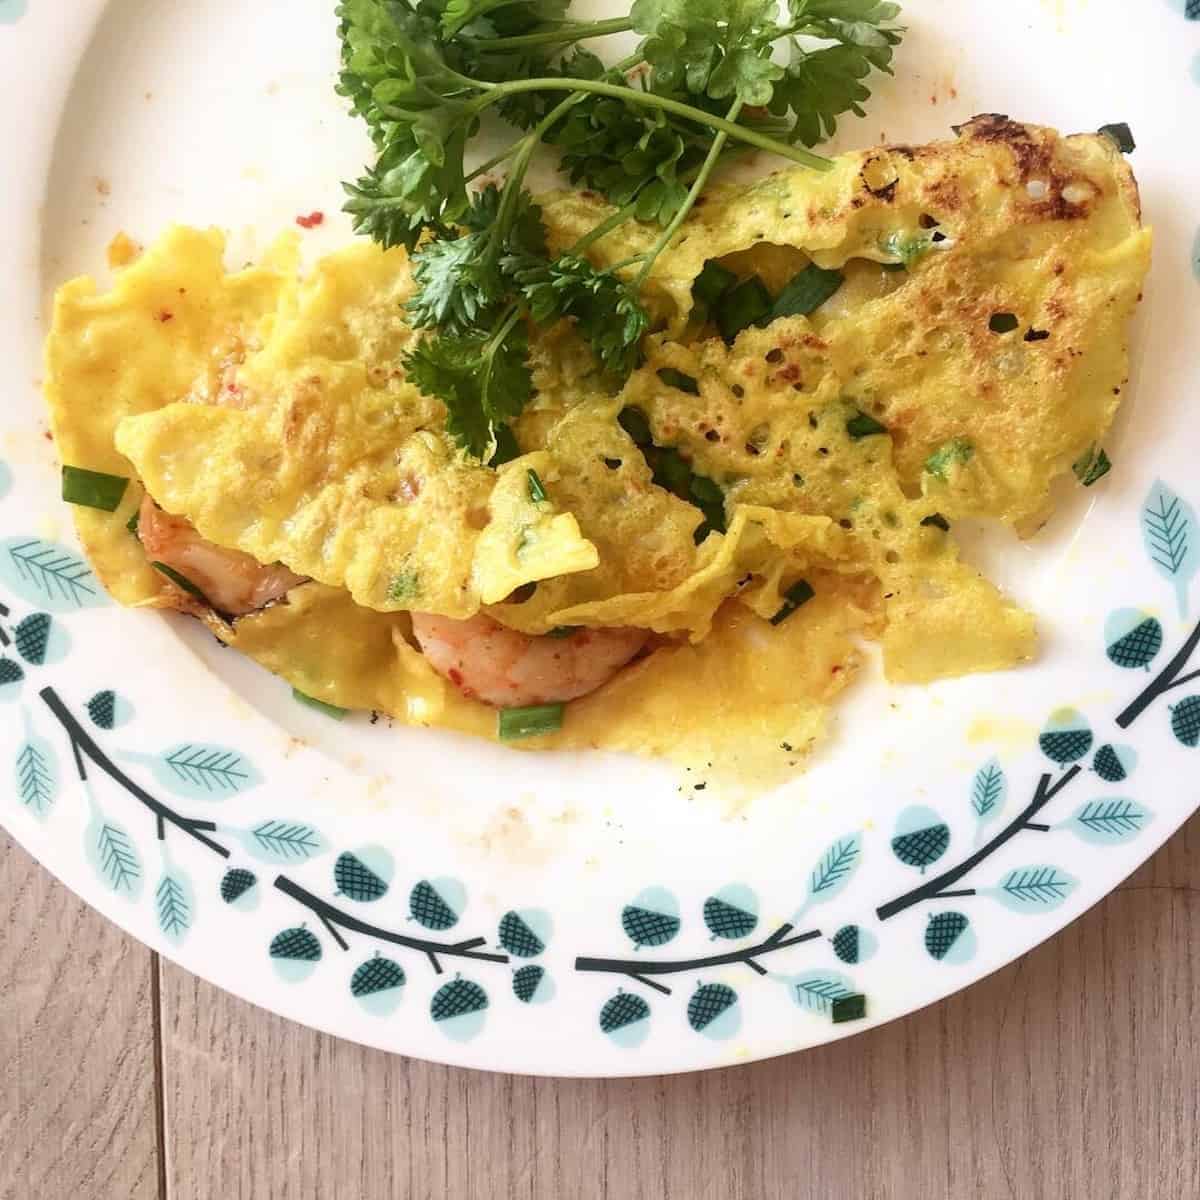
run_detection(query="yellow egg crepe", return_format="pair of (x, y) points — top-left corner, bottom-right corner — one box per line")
(546, 115), (1152, 532)
(44, 118), (1150, 781)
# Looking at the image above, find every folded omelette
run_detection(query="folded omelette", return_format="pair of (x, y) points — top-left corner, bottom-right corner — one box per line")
(44, 117), (1151, 782)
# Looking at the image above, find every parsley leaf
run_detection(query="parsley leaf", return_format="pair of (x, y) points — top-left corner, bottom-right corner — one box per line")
(458, 183), (547, 257)
(403, 316), (533, 460)
(505, 254), (650, 377)
(405, 185), (547, 332)
(633, 0), (782, 105)
(442, 0), (570, 38)
(770, 2), (902, 146)
(632, 0), (783, 106)
(406, 234), (503, 332)
(343, 130), (468, 251)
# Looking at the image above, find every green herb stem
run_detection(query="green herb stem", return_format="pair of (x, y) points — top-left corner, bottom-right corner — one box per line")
(465, 141), (524, 183)
(463, 16), (634, 51)
(467, 79), (617, 186)
(469, 79), (833, 171)
(565, 200), (643, 256)
(484, 304), (523, 359)
(634, 98), (743, 288)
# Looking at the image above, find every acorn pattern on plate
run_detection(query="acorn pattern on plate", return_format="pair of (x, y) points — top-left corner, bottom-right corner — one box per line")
(2, 452), (1199, 1054)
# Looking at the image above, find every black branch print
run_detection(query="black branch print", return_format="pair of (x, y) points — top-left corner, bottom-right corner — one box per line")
(1116, 615), (1200, 729)
(273, 875), (510, 975)
(39, 685), (229, 858)
(574, 922), (823, 995)
(875, 766), (1082, 921)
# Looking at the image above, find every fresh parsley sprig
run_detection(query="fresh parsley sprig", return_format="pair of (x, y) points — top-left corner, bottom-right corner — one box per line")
(403, 309), (533, 459)
(339, 0), (904, 457)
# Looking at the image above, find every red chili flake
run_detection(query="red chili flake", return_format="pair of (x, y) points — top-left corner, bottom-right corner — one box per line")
(296, 211), (325, 229)
(157, 310), (174, 323)
(448, 668), (463, 686)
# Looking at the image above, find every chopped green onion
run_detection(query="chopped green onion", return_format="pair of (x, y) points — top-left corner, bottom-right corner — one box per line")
(622, 408), (725, 540)
(1073, 445), (1112, 487)
(62, 465), (129, 512)
(689, 475), (724, 506)
(831, 993), (867, 1024)
(498, 702), (565, 740)
(770, 265), (844, 320)
(527, 468), (547, 503)
(547, 625), (578, 639)
(988, 312), (1020, 334)
(880, 231), (931, 269)
(692, 260), (737, 308)
(657, 367), (700, 395)
(924, 438), (973, 480)
(150, 561), (213, 607)
(489, 425), (521, 467)
(769, 579), (815, 626)
(618, 406), (653, 447)
(652, 446), (692, 497)
(292, 688), (348, 720)
(846, 411), (888, 440)
(921, 513), (951, 532)
(126, 506), (141, 537)
(1098, 123), (1135, 154)
(715, 277), (772, 341)
(688, 474), (726, 541)
(388, 570), (420, 603)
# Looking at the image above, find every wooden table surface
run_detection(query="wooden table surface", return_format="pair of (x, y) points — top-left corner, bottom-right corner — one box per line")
(4, 813), (1199, 1200)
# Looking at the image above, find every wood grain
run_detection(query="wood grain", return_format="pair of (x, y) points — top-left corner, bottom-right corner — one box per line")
(0, 832), (160, 1200)
(5, 812), (1200, 1199)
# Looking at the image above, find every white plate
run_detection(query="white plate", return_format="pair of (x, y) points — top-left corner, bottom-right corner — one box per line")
(2, 0), (1199, 1075)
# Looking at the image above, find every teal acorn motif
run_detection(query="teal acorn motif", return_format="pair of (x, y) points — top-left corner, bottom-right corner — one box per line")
(702, 884), (759, 940)
(621, 886), (680, 948)
(334, 850), (391, 902)
(14, 612), (51, 664)
(1171, 697), (1200, 748)
(270, 926), (321, 962)
(925, 912), (970, 962)
(1104, 610), (1163, 669)
(891, 805), (950, 872)
(687, 983), (739, 1037)
(409, 878), (464, 930)
(831, 923), (877, 964)
(1039, 709), (1093, 764)
(86, 690), (117, 730)
(0, 658), (25, 688)
(832, 924), (860, 963)
(498, 911), (546, 958)
(1093, 743), (1136, 783)
(431, 977), (488, 1021)
(512, 964), (546, 1003)
(430, 977), (489, 1041)
(219, 867), (257, 904)
(600, 991), (650, 1035)
(352, 956), (405, 996)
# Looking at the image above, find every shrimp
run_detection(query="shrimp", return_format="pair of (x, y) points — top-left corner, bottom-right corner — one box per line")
(137, 495), (306, 617)
(410, 612), (649, 708)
